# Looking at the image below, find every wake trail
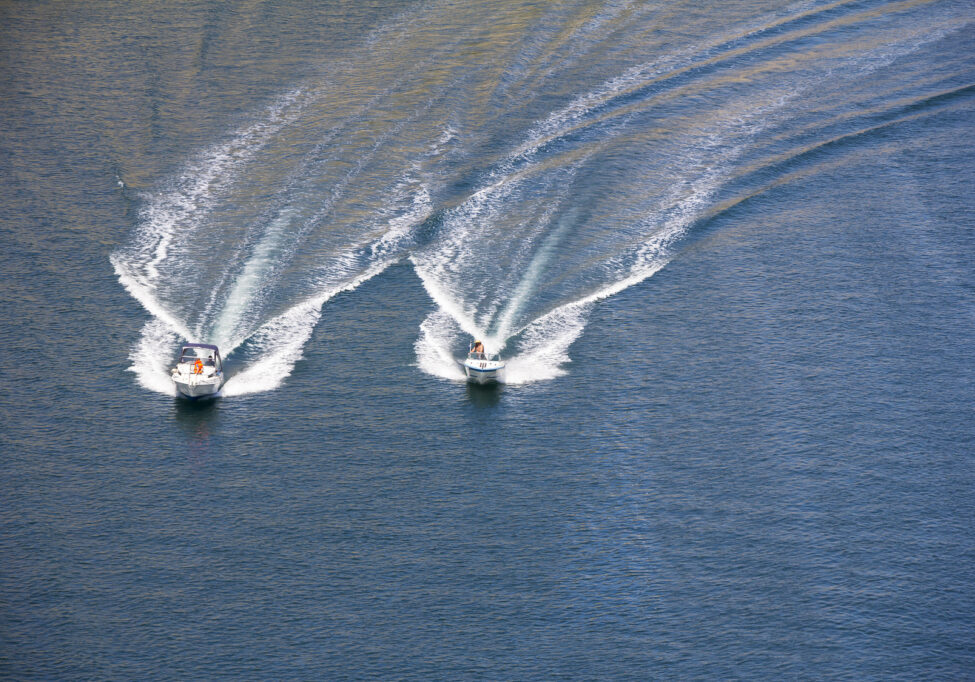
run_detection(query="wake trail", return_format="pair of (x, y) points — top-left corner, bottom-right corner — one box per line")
(112, 0), (967, 393)
(412, 0), (966, 384)
(112, 9), (454, 396)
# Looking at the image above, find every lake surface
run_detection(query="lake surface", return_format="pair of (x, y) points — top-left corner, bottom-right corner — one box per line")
(2, 0), (974, 678)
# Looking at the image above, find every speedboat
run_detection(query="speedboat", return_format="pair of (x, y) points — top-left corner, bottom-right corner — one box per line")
(461, 343), (505, 385)
(171, 343), (224, 398)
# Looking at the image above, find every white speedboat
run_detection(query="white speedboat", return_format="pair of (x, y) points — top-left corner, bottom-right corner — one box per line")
(171, 343), (224, 399)
(461, 342), (505, 385)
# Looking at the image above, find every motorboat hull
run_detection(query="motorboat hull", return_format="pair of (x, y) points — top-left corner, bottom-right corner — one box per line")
(172, 375), (224, 399)
(462, 359), (505, 385)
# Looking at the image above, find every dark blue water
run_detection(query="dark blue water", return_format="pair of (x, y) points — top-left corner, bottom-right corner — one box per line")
(2, 1), (974, 678)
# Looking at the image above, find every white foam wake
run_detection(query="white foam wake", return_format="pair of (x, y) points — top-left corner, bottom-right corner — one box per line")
(209, 208), (299, 355)
(411, 1), (962, 385)
(127, 318), (181, 396)
(113, 88), (308, 286)
(414, 310), (467, 382)
(111, 87), (311, 340)
(116, 1), (965, 394)
(412, 204), (679, 384)
(220, 264), (385, 396)
(127, 184), (429, 397)
(410, 70), (752, 383)
(221, 181), (430, 396)
(114, 74), (437, 396)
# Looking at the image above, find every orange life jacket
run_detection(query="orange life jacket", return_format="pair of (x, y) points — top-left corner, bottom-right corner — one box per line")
(193, 359), (204, 374)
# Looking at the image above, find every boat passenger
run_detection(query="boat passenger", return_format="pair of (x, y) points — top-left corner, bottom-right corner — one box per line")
(193, 358), (204, 375)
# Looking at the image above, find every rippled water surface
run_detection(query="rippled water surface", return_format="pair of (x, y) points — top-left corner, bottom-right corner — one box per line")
(2, 0), (974, 678)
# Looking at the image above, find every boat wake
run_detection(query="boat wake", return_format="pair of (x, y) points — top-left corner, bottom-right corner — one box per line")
(111, 0), (970, 393)
(409, 0), (969, 383)
(110, 78), (435, 395)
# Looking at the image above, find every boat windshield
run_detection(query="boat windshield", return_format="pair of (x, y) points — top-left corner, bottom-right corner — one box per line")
(179, 349), (217, 366)
(468, 351), (498, 361)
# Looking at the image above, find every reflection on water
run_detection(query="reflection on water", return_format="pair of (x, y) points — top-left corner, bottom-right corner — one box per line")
(465, 382), (503, 407)
(174, 397), (220, 464)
